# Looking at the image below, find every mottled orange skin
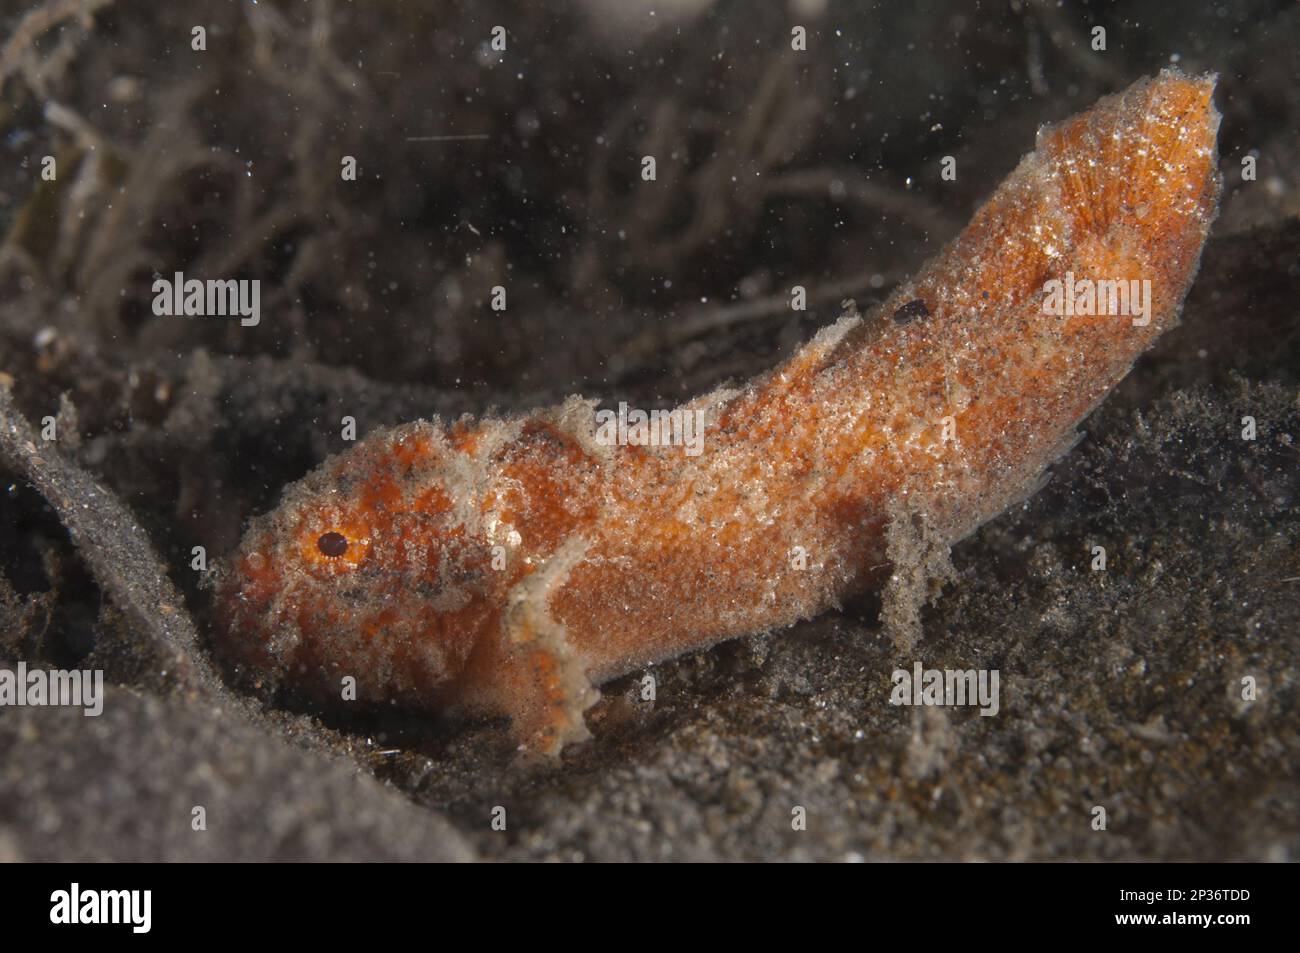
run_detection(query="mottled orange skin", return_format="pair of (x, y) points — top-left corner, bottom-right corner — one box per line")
(214, 72), (1221, 754)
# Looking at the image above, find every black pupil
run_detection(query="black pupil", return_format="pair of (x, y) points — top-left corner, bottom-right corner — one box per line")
(317, 532), (348, 557)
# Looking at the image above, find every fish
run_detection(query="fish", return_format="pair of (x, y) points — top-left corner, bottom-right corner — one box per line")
(212, 70), (1221, 756)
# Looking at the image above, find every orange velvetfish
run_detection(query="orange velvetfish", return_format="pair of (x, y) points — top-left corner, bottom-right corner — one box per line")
(213, 70), (1222, 756)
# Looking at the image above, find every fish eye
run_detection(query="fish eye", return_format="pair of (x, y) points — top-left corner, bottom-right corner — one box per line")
(317, 531), (349, 558)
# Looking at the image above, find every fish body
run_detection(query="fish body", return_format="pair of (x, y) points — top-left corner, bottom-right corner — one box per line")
(215, 71), (1221, 754)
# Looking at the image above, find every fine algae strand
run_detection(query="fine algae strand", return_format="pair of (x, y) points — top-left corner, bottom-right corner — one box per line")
(214, 70), (1222, 756)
